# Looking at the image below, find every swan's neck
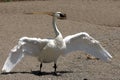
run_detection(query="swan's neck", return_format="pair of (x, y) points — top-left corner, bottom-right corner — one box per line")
(52, 16), (66, 49)
(52, 16), (63, 39)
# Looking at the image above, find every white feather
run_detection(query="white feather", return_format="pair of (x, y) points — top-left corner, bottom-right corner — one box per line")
(64, 32), (112, 62)
(2, 37), (48, 72)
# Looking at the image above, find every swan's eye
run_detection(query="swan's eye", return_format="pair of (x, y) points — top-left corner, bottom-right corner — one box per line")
(60, 13), (66, 18)
(58, 13), (66, 19)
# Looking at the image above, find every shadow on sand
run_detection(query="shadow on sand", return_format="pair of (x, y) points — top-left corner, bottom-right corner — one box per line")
(1, 70), (73, 76)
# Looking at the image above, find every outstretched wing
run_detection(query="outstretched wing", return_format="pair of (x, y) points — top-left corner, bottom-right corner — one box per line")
(64, 32), (112, 62)
(2, 37), (48, 72)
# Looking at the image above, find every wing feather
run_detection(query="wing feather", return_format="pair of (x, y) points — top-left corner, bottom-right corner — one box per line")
(2, 43), (24, 72)
(64, 32), (112, 62)
(2, 37), (48, 72)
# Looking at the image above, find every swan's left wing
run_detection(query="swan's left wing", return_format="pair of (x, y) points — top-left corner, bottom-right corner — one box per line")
(64, 32), (112, 62)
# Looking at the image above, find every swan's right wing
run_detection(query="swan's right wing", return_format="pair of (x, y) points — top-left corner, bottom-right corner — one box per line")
(64, 32), (112, 62)
(2, 37), (48, 72)
(2, 44), (24, 73)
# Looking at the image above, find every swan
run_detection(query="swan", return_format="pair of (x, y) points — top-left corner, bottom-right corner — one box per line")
(2, 12), (112, 75)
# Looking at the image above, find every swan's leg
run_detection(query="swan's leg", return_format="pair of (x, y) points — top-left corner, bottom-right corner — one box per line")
(86, 54), (99, 60)
(52, 60), (61, 76)
(53, 61), (62, 76)
(53, 63), (57, 74)
(53, 62), (61, 76)
(40, 62), (42, 72)
(34, 62), (43, 75)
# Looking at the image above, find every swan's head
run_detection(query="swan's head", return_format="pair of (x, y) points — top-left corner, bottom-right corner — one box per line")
(54, 12), (66, 20)
(25, 11), (66, 20)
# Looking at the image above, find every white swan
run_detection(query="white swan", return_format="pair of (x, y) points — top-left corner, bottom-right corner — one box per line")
(2, 12), (112, 74)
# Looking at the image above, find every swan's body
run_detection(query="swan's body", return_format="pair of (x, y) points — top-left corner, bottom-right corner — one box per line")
(2, 12), (112, 74)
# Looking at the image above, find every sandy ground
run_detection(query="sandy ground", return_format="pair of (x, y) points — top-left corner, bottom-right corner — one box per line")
(0, 0), (120, 80)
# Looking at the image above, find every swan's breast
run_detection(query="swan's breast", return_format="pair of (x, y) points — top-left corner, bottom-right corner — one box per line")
(38, 40), (63, 63)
